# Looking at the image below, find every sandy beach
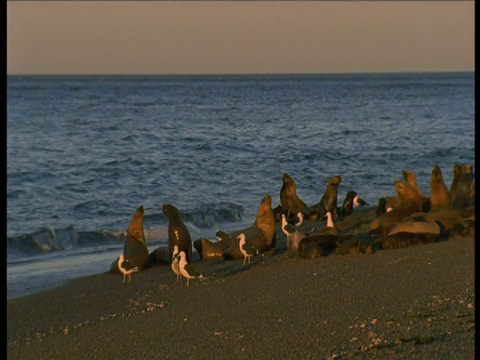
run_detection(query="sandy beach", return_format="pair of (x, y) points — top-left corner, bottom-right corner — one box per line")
(7, 206), (475, 359)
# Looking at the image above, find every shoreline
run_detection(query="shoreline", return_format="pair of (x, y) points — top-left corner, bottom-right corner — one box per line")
(7, 207), (475, 358)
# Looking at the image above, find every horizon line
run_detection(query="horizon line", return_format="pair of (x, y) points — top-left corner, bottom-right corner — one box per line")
(7, 70), (475, 77)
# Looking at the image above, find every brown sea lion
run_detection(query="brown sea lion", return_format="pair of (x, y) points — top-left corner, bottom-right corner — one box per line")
(403, 170), (424, 196)
(310, 175), (342, 219)
(279, 173), (310, 225)
(163, 203), (193, 263)
(451, 167), (473, 209)
(194, 194), (276, 261)
(400, 205), (474, 236)
(110, 205), (150, 274)
(402, 169), (431, 212)
(429, 164), (451, 211)
(369, 179), (423, 238)
(449, 163), (463, 200)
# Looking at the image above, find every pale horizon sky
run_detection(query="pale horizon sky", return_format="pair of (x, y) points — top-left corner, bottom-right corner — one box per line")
(7, 1), (475, 75)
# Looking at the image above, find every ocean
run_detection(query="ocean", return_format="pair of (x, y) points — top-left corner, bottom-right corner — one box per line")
(7, 73), (475, 299)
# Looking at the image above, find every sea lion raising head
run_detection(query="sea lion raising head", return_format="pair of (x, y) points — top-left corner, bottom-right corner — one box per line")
(429, 164), (451, 211)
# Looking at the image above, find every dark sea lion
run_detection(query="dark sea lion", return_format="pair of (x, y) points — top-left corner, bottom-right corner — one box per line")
(110, 205), (150, 274)
(279, 173), (310, 225)
(339, 191), (368, 216)
(310, 175), (342, 219)
(449, 216), (475, 239)
(163, 203), (193, 263)
(297, 212), (342, 257)
(194, 194), (276, 261)
(375, 197), (388, 218)
(449, 163), (463, 200)
(451, 168), (473, 209)
(193, 235), (233, 261)
(297, 239), (324, 259)
(148, 245), (171, 265)
(429, 164), (451, 211)
(369, 179), (423, 238)
(470, 181), (475, 203)
(336, 237), (374, 255)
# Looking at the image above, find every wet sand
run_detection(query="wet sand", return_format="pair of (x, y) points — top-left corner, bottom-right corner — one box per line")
(7, 206), (475, 359)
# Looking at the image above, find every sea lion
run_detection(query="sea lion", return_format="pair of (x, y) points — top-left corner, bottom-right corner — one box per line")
(451, 167), (473, 209)
(402, 169), (430, 212)
(402, 170), (424, 196)
(369, 179), (423, 238)
(449, 163), (463, 200)
(339, 191), (368, 216)
(163, 203), (193, 263)
(336, 237), (374, 255)
(194, 194), (276, 261)
(429, 164), (451, 211)
(375, 198), (388, 218)
(398, 200), (474, 236)
(148, 245), (171, 265)
(110, 205), (150, 274)
(252, 193), (276, 249)
(279, 173), (310, 225)
(297, 212), (342, 257)
(379, 216), (445, 250)
(449, 216), (475, 239)
(310, 175), (342, 219)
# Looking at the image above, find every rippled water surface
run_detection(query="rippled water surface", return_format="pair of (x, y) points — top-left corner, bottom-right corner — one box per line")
(7, 73), (475, 298)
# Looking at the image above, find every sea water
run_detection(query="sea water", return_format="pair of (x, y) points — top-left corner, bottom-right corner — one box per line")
(7, 73), (475, 299)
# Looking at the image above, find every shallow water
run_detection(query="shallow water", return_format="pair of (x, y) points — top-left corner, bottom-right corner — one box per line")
(7, 73), (475, 299)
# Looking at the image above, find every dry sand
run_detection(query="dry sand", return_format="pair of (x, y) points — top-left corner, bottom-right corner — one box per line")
(7, 206), (475, 359)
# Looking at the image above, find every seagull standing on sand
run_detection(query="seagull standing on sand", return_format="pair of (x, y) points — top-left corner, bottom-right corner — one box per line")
(178, 251), (204, 286)
(238, 233), (258, 265)
(118, 253), (140, 283)
(171, 245), (182, 284)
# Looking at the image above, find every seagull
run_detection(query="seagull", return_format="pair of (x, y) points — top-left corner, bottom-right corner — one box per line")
(171, 245), (182, 284)
(238, 233), (258, 265)
(281, 214), (297, 236)
(178, 251), (204, 286)
(118, 253), (139, 283)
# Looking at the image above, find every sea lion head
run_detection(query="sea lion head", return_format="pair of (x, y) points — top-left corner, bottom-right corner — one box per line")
(431, 164), (445, 185)
(259, 193), (272, 210)
(128, 205), (146, 243)
(394, 179), (419, 202)
(402, 170), (422, 195)
(282, 173), (295, 188)
(162, 203), (180, 218)
(453, 163), (463, 177)
(327, 175), (342, 189)
(462, 163), (473, 174)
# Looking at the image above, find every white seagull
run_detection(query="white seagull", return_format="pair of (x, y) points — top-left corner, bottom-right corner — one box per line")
(171, 245), (182, 284)
(178, 251), (204, 286)
(118, 253), (140, 283)
(238, 233), (259, 265)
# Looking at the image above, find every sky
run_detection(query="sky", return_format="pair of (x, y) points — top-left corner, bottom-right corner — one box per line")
(7, 1), (475, 75)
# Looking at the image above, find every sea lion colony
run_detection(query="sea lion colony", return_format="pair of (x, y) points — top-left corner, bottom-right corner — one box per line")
(110, 162), (475, 283)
